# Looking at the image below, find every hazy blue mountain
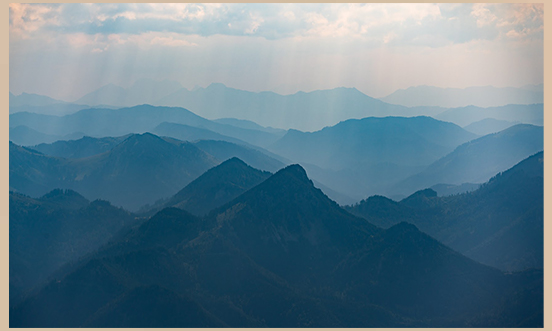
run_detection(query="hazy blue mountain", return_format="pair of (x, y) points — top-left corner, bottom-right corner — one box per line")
(9, 104), (97, 116)
(192, 140), (286, 172)
(152, 122), (249, 145)
(393, 124), (543, 196)
(213, 117), (285, 133)
(30, 131), (286, 174)
(269, 116), (477, 170)
(9, 189), (135, 305)
(267, 116), (476, 200)
(149, 157), (272, 216)
(380, 85), (544, 108)
(9, 105), (284, 148)
(10, 92), (69, 107)
(302, 162), (425, 202)
(9, 92), (99, 116)
(434, 103), (543, 127)
(75, 78), (183, 107)
(31, 135), (131, 159)
(347, 151), (543, 272)
(10, 134), (218, 211)
(463, 118), (517, 136)
(9, 125), (84, 146)
(155, 83), (445, 131)
(10, 164), (542, 327)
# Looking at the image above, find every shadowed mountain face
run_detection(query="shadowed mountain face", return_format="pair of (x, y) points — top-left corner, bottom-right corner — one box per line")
(347, 151), (543, 272)
(10, 165), (543, 327)
(10, 134), (218, 211)
(393, 124), (543, 197)
(9, 189), (136, 306)
(31, 135), (130, 159)
(149, 157), (272, 216)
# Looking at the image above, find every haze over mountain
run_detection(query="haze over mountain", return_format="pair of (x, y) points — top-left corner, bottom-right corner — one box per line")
(463, 118), (517, 136)
(154, 83), (450, 131)
(10, 164), (542, 327)
(393, 124), (543, 197)
(270, 116), (477, 170)
(267, 116), (477, 200)
(9, 91), (99, 116)
(75, 78), (183, 107)
(9, 125), (85, 146)
(10, 92), (68, 107)
(347, 151), (543, 272)
(9, 104), (284, 148)
(434, 103), (543, 127)
(380, 84), (544, 108)
(10, 189), (136, 305)
(10, 134), (218, 211)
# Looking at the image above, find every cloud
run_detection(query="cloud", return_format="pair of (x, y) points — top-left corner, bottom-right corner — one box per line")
(10, 3), (543, 48)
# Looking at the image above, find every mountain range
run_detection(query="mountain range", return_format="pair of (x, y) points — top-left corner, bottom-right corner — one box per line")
(380, 84), (544, 108)
(347, 151), (544, 272)
(10, 134), (218, 211)
(74, 79), (183, 107)
(392, 124), (543, 197)
(434, 103), (543, 127)
(10, 163), (543, 327)
(9, 104), (284, 148)
(463, 118), (518, 136)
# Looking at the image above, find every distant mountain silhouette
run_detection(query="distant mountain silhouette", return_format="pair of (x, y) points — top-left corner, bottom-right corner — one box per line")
(434, 103), (543, 127)
(463, 118), (517, 136)
(9, 104), (284, 148)
(347, 151), (543, 272)
(269, 116), (477, 170)
(155, 83), (445, 131)
(393, 124), (543, 196)
(10, 164), (543, 327)
(75, 78), (183, 107)
(31, 131), (286, 173)
(152, 122), (248, 145)
(9, 125), (85, 146)
(10, 92), (69, 107)
(192, 140), (286, 172)
(213, 117), (285, 133)
(147, 157), (272, 216)
(9, 92), (99, 116)
(267, 116), (476, 199)
(9, 189), (135, 306)
(10, 134), (218, 211)
(380, 85), (543, 108)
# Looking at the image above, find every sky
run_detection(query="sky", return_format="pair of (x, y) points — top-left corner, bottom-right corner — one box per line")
(9, 3), (544, 101)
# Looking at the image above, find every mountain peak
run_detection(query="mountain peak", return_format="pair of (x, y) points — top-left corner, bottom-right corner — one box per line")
(206, 83), (227, 90)
(220, 157), (247, 167)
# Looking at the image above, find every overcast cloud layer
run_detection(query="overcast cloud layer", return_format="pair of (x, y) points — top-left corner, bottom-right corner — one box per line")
(9, 3), (544, 101)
